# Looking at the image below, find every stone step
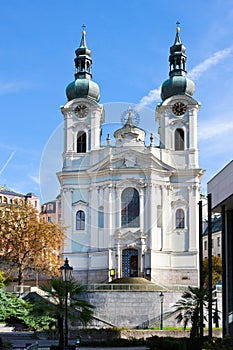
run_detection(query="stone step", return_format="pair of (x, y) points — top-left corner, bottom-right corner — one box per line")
(0, 324), (15, 332)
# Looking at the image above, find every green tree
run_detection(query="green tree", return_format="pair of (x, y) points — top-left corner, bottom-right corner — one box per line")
(0, 287), (54, 329)
(203, 256), (222, 288)
(0, 202), (64, 285)
(29, 277), (94, 348)
(173, 286), (209, 338)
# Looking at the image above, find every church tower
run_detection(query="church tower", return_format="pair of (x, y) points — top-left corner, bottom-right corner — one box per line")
(58, 25), (203, 287)
(58, 28), (104, 257)
(62, 27), (104, 166)
(157, 23), (199, 169)
(153, 23), (204, 285)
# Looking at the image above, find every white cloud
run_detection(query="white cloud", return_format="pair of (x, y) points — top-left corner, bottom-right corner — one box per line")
(137, 47), (232, 109)
(188, 47), (232, 80)
(136, 87), (161, 110)
(0, 81), (34, 95)
(199, 120), (233, 140)
(29, 175), (40, 184)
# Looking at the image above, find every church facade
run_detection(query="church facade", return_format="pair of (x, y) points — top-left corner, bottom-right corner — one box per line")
(57, 25), (204, 286)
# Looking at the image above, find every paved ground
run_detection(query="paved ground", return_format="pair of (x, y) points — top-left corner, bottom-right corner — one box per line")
(76, 348), (147, 350)
(11, 339), (148, 350)
(13, 346), (147, 350)
(0, 333), (148, 350)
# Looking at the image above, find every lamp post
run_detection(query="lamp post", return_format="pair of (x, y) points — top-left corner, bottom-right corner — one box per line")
(109, 268), (115, 281)
(159, 291), (164, 330)
(60, 258), (73, 350)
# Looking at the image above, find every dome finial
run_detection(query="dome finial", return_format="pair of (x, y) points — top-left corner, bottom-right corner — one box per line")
(160, 24), (195, 101)
(176, 21), (180, 32)
(80, 24), (87, 48)
(174, 21), (182, 45)
(66, 27), (100, 102)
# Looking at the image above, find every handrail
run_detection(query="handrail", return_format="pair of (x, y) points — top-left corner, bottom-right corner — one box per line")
(85, 283), (166, 291)
(84, 283), (190, 291)
(25, 342), (38, 350)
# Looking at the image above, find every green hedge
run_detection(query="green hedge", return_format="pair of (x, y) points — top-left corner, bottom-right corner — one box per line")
(147, 336), (203, 350)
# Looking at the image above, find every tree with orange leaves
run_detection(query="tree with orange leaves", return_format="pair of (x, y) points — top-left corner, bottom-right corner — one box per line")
(0, 201), (64, 285)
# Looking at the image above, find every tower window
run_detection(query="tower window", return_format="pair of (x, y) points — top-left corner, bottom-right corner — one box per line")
(76, 210), (85, 230)
(98, 207), (104, 228)
(157, 205), (162, 228)
(77, 131), (86, 153)
(176, 209), (185, 229)
(121, 188), (139, 228)
(175, 128), (184, 150)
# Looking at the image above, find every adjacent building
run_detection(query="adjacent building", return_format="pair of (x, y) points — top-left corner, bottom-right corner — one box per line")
(40, 200), (57, 223)
(202, 215), (222, 259)
(0, 185), (40, 211)
(208, 160), (233, 338)
(57, 25), (204, 286)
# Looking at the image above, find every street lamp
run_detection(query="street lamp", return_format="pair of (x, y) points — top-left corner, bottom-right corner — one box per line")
(109, 268), (115, 281)
(60, 258), (73, 350)
(159, 291), (164, 330)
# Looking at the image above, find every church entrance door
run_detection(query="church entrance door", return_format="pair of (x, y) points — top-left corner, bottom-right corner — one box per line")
(122, 249), (138, 277)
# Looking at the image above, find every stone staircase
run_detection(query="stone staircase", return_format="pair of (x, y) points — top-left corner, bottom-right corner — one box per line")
(0, 323), (15, 332)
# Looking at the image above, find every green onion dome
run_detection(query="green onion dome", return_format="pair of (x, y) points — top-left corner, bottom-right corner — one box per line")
(66, 28), (100, 102)
(161, 23), (195, 101)
(66, 78), (100, 102)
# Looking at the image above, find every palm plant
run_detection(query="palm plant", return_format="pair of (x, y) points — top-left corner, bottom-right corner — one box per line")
(29, 277), (94, 347)
(173, 286), (209, 338)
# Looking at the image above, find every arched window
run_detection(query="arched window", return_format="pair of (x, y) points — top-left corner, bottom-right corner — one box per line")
(121, 188), (139, 227)
(175, 128), (184, 150)
(76, 210), (85, 230)
(176, 209), (185, 229)
(77, 131), (86, 153)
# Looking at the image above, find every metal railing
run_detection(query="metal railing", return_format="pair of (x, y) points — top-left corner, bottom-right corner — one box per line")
(25, 343), (38, 350)
(85, 283), (166, 291)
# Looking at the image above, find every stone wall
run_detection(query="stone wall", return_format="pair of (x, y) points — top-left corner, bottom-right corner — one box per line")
(85, 289), (222, 329)
(86, 290), (183, 328)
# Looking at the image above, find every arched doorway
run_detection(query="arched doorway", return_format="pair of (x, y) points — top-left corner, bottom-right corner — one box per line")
(122, 249), (138, 277)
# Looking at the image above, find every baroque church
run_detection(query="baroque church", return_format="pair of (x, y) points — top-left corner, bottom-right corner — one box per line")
(57, 25), (204, 286)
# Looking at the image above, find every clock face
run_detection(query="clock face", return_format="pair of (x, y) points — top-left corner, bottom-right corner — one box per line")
(120, 107), (140, 126)
(172, 102), (187, 116)
(74, 104), (89, 118)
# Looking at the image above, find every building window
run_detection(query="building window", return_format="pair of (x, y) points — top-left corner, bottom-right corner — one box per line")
(48, 203), (53, 211)
(76, 210), (85, 230)
(121, 188), (139, 228)
(204, 241), (207, 250)
(0, 196), (8, 204)
(157, 205), (162, 228)
(176, 209), (185, 229)
(175, 128), (184, 150)
(48, 216), (52, 222)
(77, 131), (86, 153)
(98, 207), (104, 228)
(212, 239), (214, 248)
(217, 237), (221, 247)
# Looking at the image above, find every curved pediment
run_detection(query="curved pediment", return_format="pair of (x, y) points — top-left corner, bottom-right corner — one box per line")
(114, 229), (146, 246)
(72, 200), (88, 207)
(87, 149), (175, 174)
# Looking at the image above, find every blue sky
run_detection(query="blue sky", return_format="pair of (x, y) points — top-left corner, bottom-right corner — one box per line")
(1, 0), (233, 203)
